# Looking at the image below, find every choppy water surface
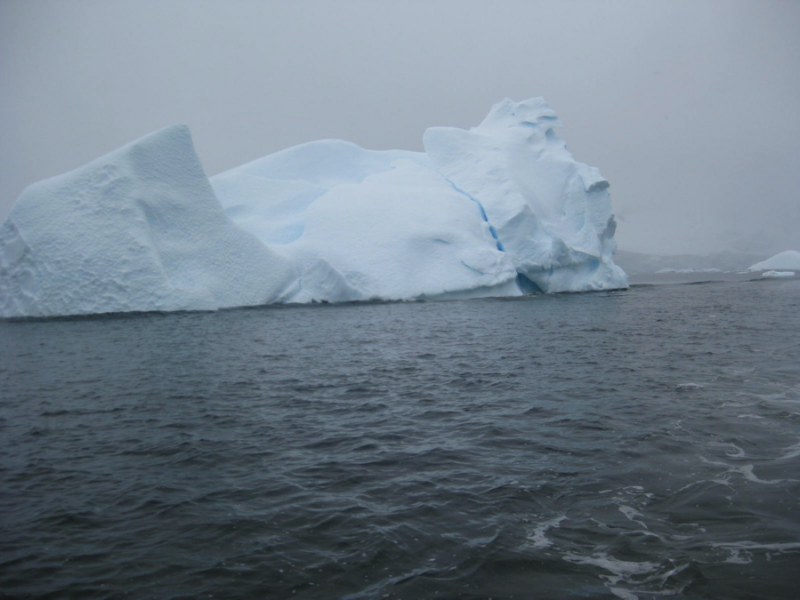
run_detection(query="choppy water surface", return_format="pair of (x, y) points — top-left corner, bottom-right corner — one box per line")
(1, 277), (799, 599)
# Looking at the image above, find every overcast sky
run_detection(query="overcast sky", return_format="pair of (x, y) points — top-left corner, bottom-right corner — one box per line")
(1, 0), (798, 256)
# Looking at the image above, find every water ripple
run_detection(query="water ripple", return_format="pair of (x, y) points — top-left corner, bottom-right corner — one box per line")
(1, 278), (799, 598)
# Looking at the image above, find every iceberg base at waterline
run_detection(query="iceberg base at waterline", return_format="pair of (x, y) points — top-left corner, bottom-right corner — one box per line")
(0, 98), (628, 318)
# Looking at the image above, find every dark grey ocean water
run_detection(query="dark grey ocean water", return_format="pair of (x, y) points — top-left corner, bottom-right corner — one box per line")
(1, 277), (799, 599)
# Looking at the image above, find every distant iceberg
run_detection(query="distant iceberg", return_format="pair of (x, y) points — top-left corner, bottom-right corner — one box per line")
(655, 268), (722, 274)
(748, 250), (800, 272)
(0, 98), (628, 318)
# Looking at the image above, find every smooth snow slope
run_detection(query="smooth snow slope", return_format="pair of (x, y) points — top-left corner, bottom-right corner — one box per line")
(213, 97), (627, 302)
(212, 141), (519, 302)
(211, 140), (426, 247)
(748, 250), (800, 272)
(0, 126), (296, 317)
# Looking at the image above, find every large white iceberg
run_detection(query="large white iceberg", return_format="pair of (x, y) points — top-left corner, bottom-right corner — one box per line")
(748, 250), (800, 272)
(0, 98), (628, 318)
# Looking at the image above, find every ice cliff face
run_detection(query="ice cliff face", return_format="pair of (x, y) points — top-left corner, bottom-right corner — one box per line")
(423, 98), (625, 293)
(0, 126), (297, 317)
(0, 98), (628, 318)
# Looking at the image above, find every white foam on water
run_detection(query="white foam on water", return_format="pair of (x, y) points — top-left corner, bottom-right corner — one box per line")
(779, 440), (800, 460)
(699, 456), (792, 485)
(675, 383), (705, 392)
(718, 442), (746, 458)
(738, 464), (789, 485)
(608, 587), (639, 600)
(563, 552), (659, 582)
(722, 366), (755, 376)
(527, 515), (567, 549)
(719, 547), (752, 564)
(620, 485), (653, 499)
(564, 552), (689, 599)
(753, 383), (800, 405)
(618, 505), (648, 529)
(711, 541), (800, 564)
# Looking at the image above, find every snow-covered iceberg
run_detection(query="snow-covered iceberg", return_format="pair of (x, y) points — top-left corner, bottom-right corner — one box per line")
(211, 141), (520, 302)
(748, 250), (800, 272)
(0, 126), (297, 317)
(0, 98), (628, 318)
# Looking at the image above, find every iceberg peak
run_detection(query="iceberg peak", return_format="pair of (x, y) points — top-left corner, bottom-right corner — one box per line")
(0, 125), (296, 318)
(477, 97), (562, 133)
(423, 98), (625, 293)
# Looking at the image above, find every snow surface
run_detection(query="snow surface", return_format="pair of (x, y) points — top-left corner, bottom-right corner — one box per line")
(212, 141), (520, 302)
(761, 270), (795, 278)
(748, 250), (800, 272)
(1, 98), (628, 318)
(0, 126), (297, 317)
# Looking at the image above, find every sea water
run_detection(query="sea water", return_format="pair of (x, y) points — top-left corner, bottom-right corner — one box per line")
(1, 276), (798, 599)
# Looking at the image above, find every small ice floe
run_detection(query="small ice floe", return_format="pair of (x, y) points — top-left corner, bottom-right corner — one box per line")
(675, 383), (705, 393)
(761, 270), (795, 278)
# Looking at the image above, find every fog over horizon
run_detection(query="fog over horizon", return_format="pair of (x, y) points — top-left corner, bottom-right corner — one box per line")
(1, 0), (798, 257)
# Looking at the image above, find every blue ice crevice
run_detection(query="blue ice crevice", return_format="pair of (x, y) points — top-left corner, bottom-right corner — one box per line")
(441, 177), (505, 252)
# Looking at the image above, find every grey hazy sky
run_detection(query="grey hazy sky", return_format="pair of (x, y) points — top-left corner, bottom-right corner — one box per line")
(1, 0), (798, 256)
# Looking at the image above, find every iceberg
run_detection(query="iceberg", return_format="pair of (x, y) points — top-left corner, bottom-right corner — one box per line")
(0, 98), (628, 318)
(748, 250), (800, 272)
(0, 126), (297, 317)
